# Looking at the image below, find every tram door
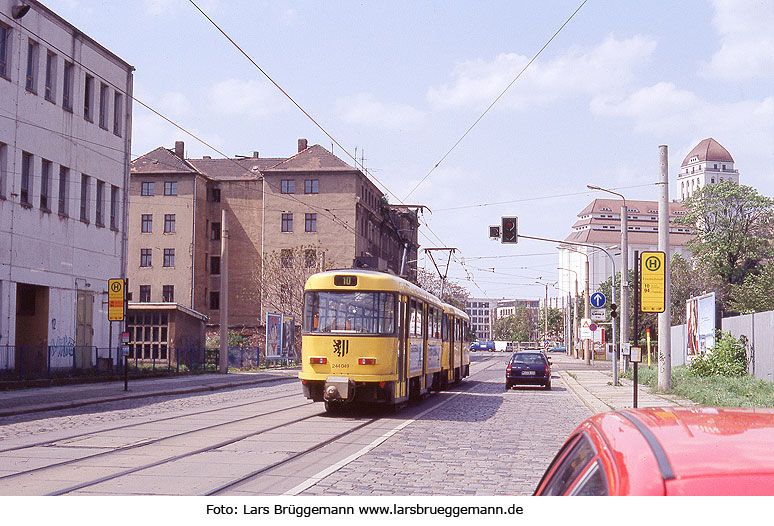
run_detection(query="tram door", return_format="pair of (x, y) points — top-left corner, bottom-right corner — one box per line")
(396, 295), (407, 400)
(447, 314), (455, 383)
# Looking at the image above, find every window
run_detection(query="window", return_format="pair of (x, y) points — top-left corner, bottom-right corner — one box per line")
(141, 182), (154, 196)
(164, 181), (178, 195)
(110, 185), (119, 229)
(0, 142), (6, 198)
(62, 61), (74, 110)
(21, 152), (32, 206)
(164, 214), (175, 233)
(304, 249), (317, 268)
(98, 83), (109, 129)
(210, 255), (220, 275)
(281, 213), (293, 232)
(280, 249), (293, 268)
(539, 433), (597, 496)
(305, 213), (317, 232)
(304, 291), (395, 335)
(95, 180), (105, 226)
(281, 180), (295, 194)
(304, 179), (319, 194)
(162, 285), (174, 303)
(113, 92), (123, 136)
(209, 291), (220, 310)
(141, 214), (152, 233)
(84, 74), (94, 121)
(44, 51), (56, 102)
(210, 188), (220, 202)
(139, 285), (151, 303)
(80, 174), (90, 222)
(25, 39), (38, 92)
(126, 311), (169, 359)
(40, 160), (51, 211)
(58, 166), (69, 215)
(0, 23), (10, 79)
(140, 248), (152, 267)
(211, 222), (221, 240)
(163, 248), (175, 267)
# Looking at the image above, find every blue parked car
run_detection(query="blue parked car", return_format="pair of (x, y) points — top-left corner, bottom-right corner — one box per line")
(505, 350), (552, 390)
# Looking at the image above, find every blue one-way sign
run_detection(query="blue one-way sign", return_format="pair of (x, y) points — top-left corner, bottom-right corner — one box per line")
(590, 292), (607, 308)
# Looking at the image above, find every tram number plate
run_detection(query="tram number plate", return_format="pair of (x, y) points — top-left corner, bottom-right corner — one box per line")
(333, 339), (350, 357)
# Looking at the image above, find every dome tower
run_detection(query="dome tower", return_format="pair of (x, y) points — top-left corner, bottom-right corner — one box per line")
(678, 138), (738, 200)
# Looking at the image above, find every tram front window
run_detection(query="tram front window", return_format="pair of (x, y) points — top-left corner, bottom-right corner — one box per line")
(304, 292), (395, 334)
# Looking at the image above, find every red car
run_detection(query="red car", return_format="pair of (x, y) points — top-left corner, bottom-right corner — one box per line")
(534, 407), (774, 495)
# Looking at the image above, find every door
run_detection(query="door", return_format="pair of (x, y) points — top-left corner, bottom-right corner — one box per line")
(75, 291), (94, 368)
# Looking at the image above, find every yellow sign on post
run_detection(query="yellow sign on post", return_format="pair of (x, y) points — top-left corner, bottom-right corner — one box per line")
(640, 251), (666, 313)
(108, 278), (125, 321)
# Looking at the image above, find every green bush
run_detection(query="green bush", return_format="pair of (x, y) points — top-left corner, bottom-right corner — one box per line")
(688, 332), (748, 377)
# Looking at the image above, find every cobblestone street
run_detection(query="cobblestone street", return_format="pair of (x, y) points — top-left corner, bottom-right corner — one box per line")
(303, 355), (592, 496)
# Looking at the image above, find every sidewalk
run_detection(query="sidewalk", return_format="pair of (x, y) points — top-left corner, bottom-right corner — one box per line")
(0, 369), (299, 418)
(554, 353), (696, 414)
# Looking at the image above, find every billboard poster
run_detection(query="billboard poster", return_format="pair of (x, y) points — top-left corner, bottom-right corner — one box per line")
(686, 292), (716, 356)
(282, 315), (296, 360)
(266, 313), (282, 359)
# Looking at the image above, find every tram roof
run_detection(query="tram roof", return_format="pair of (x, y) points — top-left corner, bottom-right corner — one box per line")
(305, 270), (440, 304)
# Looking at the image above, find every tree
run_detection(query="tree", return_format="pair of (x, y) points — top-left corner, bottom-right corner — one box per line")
(493, 306), (537, 341)
(538, 307), (564, 341)
(726, 262), (774, 314)
(679, 181), (774, 288)
(416, 268), (470, 310)
(252, 244), (335, 321)
(670, 253), (726, 324)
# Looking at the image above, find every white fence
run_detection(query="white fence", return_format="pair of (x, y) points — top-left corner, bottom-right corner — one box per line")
(671, 310), (774, 382)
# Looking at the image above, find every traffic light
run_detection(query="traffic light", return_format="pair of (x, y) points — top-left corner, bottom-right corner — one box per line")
(489, 225), (501, 239)
(501, 217), (518, 244)
(610, 303), (618, 318)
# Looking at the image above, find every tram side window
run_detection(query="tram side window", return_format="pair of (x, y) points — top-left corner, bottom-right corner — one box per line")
(429, 308), (440, 339)
(409, 300), (424, 338)
(441, 314), (449, 341)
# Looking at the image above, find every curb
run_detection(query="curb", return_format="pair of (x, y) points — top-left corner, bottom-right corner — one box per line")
(557, 371), (612, 415)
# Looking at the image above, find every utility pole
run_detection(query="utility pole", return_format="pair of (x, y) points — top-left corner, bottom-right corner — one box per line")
(621, 200), (629, 372)
(658, 145), (671, 391)
(219, 209), (229, 374)
(584, 258), (590, 365)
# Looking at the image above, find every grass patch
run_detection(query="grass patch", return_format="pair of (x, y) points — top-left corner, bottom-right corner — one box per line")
(622, 365), (774, 407)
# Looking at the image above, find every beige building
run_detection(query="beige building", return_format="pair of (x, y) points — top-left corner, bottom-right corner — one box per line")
(129, 138), (419, 333)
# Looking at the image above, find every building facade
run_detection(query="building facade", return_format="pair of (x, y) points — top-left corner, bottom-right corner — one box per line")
(678, 138), (738, 201)
(129, 139), (419, 333)
(0, 0), (133, 374)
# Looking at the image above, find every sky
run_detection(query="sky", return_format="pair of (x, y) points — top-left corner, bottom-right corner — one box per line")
(43, 0), (774, 302)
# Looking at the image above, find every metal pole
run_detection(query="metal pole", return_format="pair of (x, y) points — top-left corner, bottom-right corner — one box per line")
(584, 259), (590, 365)
(621, 202), (629, 373)
(219, 209), (229, 374)
(658, 145), (672, 391)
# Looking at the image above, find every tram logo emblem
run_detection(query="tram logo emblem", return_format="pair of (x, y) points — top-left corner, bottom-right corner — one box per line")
(333, 339), (349, 357)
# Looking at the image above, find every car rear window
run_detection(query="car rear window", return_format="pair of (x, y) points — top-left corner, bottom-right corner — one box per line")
(570, 459), (609, 496)
(539, 433), (597, 496)
(512, 353), (545, 365)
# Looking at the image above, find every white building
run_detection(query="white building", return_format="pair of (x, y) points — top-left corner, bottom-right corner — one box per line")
(558, 138), (739, 304)
(678, 138), (738, 201)
(0, 0), (133, 375)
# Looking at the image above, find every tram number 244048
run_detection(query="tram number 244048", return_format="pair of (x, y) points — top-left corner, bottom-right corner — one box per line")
(333, 339), (349, 357)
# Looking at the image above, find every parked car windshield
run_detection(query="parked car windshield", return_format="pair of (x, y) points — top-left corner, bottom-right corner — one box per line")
(303, 291), (395, 335)
(512, 353), (546, 365)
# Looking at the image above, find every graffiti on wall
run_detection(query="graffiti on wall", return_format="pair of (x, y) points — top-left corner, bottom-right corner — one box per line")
(49, 335), (76, 367)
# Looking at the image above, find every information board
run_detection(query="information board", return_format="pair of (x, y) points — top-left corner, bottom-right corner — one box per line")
(108, 278), (125, 321)
(640, 251), (666, 313)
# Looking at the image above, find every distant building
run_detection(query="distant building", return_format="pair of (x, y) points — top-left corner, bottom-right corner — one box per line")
(0, 1), (133, 374)
(678, 138), (738, 201)
(558, 137), (740, 298)
(465, 297), (540, 340)
(129, 139), (420, 333)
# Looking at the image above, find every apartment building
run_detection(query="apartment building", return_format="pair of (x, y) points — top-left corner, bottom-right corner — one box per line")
(0, 0), (133, 374)
(129, 139), (419, 332)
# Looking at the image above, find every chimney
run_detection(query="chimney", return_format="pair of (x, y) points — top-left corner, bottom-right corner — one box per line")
(174, 141), (185, 160)
(298, 138), (308, 153)
(253, 151), (260, 158)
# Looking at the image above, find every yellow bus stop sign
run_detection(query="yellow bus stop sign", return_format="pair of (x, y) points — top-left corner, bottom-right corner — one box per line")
(640, 251), (666, 313)
(108, 278), (125, 321)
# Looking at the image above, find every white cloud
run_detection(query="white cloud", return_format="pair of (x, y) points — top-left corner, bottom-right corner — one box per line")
(427, 35), (657, 111)
(336, 93), (426, 130)
(703, 0), (774, 79)
(206, 78), (287, 118)
(159, 91), (193, 117)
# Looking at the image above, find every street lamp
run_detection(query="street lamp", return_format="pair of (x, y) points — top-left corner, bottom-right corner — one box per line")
(534, 280), (550, 347)
(558, 267), (578, 357)
(587, 184), (630, 375)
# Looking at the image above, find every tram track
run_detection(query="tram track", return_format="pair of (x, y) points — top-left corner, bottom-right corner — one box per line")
(1, 355), (505, 495)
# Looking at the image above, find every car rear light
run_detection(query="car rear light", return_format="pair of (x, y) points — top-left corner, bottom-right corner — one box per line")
(545, 366), (550, 374)
(310, 357), (327, 364)
(506, 365), (511, 373)
(358, 358), (377, 365)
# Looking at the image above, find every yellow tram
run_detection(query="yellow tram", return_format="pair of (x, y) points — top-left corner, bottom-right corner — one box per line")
(299, 269), (471, 412)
